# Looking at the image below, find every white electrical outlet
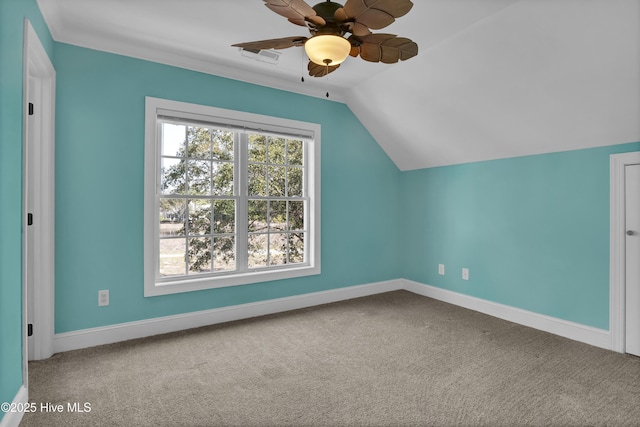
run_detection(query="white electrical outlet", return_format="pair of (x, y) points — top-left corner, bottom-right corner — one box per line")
(438, 264), (445, 275)
(98, 290), (109, 306)
(462, 268), (469, 281)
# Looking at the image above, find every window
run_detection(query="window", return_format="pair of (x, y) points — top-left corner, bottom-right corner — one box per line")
(144, 97), (320, 296)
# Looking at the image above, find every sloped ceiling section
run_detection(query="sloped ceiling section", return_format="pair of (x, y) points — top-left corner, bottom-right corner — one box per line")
(347, 0), (640, 170)
(38, 0), (640, 170)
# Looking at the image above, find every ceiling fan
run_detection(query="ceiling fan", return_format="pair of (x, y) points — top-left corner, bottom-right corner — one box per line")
(232, 0), (418, 77)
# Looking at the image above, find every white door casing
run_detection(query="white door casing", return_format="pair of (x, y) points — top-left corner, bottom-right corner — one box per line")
(610, 151), (640, 354)
(624, 164), (640, 356)
(22, 18), (56, 373)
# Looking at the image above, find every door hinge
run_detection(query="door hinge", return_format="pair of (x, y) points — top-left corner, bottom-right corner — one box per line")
(28, 323), (33, 337)
(28, 103), (34, 116)
(27, 213), (33, 226)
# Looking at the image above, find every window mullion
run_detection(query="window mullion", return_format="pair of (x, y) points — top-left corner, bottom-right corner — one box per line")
(236, 131), (249, 273)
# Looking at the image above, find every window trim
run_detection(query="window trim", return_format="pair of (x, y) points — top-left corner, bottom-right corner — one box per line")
(144, 97), (321, 297)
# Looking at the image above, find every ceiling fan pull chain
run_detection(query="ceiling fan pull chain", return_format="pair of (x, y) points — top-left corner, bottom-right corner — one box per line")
(325, 64), (330, 97)
(301, 48), (306, 83)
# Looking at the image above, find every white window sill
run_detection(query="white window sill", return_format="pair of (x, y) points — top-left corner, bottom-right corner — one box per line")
(144, 264), (321, 297)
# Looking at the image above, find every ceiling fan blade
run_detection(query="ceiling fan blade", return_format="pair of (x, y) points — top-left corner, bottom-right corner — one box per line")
(340, 21), (371, 37)
(308, 61), (340, 77)
(305, 15), (327, 27)
(232, 36), (308, 51)
(264, 0), (326, 27)
(357, 34), (418, 63)
(336, 0), (413, 30)
(349, 44), (360, 58)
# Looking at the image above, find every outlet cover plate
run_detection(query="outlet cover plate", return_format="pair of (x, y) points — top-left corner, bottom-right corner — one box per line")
(98, 290), (109, 306)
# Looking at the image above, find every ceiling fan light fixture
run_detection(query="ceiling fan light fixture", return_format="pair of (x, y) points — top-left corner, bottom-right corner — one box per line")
(304, 35), (351, 66)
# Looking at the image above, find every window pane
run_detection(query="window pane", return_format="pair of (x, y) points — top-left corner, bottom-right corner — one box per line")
(269, 233), (287, 266)
(212, 130), (234, 161)
(270, 200), (286, 231)
(288, 201), (304, 231)
(288, 233), (305, 264)
(248, 164), (267, 196)
(248, 200), (267, 232)
(187, 199), (211, 235)
(187, 126), (212, 159)
(248, 234), (267, 268)
(248, 134), (266, 163)
(214, 236), (235, 271)
(287, 139), (303, 165)
(187, 160), (211, 195)
(212, 161), (234, 196)
(268, 165), (286, 196)
(288, 167), (303, 197)
(213, 199), (235, 234)
(160, 238), (186, 276)
(161, 157), (185, 195)
(159, 199), (186, 234)
(268, 137), (286, 165)
(161, 123), (186, 157)
(188, 237), (212, 273)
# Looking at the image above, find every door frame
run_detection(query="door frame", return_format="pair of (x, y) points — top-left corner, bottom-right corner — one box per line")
(22, 17), (56, 374)
(610, 151), (640, 353)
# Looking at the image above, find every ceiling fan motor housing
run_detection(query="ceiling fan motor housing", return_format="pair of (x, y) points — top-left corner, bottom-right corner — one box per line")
(310, 1), (345, 36)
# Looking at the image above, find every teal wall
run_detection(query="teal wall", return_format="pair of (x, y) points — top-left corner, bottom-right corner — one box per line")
(0, 0), (53, 418)
(401, 142), (640, 330)
(53, 43), (403, 333)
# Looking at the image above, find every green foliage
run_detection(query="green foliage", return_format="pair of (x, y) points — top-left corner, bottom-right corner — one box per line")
(159, 124), (305, 275)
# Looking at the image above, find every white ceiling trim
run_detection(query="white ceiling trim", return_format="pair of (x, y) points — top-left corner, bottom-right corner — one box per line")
(36, 0), (348, 102)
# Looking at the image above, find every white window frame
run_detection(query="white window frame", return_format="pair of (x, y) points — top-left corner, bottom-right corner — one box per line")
(144, 97), (321, 297)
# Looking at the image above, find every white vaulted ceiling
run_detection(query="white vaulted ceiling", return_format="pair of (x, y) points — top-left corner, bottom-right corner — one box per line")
(37, 0), (640, 170)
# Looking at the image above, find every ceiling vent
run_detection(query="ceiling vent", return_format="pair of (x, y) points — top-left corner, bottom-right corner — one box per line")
(239, 48), (281, 65)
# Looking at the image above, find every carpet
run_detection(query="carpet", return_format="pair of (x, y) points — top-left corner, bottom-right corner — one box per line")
(21, 290), (640, 426)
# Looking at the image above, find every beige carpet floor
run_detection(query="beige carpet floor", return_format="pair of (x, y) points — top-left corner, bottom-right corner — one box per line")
(21, 290), (640, 426)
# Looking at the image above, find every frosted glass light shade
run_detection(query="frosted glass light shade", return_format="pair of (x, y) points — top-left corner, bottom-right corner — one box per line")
(304, 35), (351, 66)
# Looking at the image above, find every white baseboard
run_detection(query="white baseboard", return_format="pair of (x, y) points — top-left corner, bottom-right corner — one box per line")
(401, 279), (612, 350)
(54, 279), (404, 353)
(53, 278), (612, 355)
(0, 385), (27, 427)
